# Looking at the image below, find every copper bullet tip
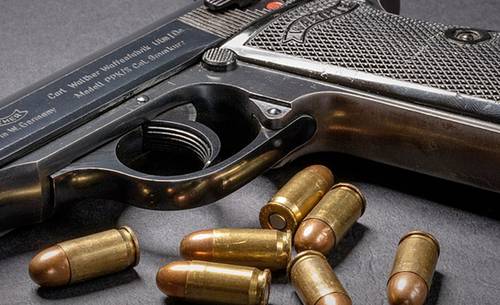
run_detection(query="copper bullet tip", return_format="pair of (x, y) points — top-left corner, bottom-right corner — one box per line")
(180, 229), (214, 261)
(317, 293), (352, 305)
(387, 272), (428, 305)
(294, 219), (336, 255)
(156, 261), (189, 297)
(29, 245), (71, 287)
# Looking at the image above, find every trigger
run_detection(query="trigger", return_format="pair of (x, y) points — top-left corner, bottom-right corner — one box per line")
(204, 0), (259, 12)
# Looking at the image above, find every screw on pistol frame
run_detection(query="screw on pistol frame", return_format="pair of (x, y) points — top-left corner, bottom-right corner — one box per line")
(266, 108), (282, 116)
(136, 95), (150, 103)
(445, 28), (491, 44)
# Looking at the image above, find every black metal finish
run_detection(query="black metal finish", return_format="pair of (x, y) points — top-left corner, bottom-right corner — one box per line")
(139, 120), (221, 171)
(0, 21), (220, 168)
(178, 4), (271, 38)
(52, 115), (315, 211)
(202, 48), (238, 72)
(205, 0), (260, 11)
(0, 0), (499, 231)
(371, 0), (400, 14)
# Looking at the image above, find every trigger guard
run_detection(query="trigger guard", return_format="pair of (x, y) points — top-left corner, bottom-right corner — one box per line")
(51, 116), (315, 211)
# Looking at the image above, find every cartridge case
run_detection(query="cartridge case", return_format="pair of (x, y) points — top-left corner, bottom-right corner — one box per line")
(259, 165), (334, 232)
(294, 183), (366, 254)
(180, 228), (292, 270)
(29, 227), (139, 287)
(288, 250), (351, 305)
(156, 260), (271, 305)
(387, 231), (440, 305)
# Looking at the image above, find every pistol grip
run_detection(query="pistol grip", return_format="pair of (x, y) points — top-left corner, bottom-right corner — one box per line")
(224, 0), (500, 123)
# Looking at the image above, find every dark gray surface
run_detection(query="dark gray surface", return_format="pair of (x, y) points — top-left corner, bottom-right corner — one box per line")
(1, 1), (499, 305)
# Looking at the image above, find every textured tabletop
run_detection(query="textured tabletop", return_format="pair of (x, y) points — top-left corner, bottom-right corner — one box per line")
(0, 1), (499, 305)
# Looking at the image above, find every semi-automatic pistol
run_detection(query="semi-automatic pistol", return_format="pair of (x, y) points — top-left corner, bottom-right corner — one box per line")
(1, 0), (499, 229)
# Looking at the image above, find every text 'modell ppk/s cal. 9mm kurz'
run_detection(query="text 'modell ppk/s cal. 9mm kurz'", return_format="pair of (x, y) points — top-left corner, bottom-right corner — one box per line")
(0, 0), (499, 229)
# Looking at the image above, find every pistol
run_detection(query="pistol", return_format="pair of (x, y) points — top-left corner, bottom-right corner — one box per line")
(1, 0), (499, 229)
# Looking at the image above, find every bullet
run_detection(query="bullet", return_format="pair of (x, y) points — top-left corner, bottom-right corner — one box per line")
(387, 231), (440, 305)
(156, 260), (271, 305)
(180, 228), (292, 270)
(29, 227), (139, 287)
(259, 165), (334, 232)
(294, 183), (366, 255)
(288, 250), (351, 305)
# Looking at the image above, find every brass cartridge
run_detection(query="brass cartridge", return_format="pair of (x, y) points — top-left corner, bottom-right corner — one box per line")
(180, 228), (292, 270)
(294, 183), (366, 255)
(29, 227), (139, 287)
(259, 165), (334, 232)
(156, 260), (271, 305)
(288, 250), (351, 305)
(387, 231), (440, 305)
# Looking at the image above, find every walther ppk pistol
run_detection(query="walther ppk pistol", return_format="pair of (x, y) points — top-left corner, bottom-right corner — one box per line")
(1, 0), (499, 229)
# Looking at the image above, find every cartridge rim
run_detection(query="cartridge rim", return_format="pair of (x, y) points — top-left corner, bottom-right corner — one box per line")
(286, 250), (326, 279)
(119, 226), (141, 266)
(257, 269), (272, 305)
(330, 183), (367, 216)
(284, 230), (293, 261)
(399, 230), (440, 256)
(259, 202), (298, 232)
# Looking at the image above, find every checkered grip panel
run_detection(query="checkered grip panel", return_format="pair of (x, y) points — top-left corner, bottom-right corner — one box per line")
(246, 0), (500, 103)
